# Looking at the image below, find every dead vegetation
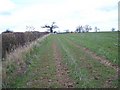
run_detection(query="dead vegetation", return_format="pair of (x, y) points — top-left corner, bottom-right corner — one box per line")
(2, 34), (50, 88)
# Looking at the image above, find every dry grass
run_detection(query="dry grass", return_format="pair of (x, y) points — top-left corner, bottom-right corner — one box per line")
(2, 34), (50, 87)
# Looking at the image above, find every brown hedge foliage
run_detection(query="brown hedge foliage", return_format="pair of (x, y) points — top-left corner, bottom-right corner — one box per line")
(2, 31), (49, 58)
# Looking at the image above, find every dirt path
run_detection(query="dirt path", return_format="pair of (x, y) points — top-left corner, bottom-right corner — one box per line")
(52, 40), (74, 88)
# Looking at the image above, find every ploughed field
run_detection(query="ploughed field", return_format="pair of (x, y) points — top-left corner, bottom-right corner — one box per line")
(3, 32), (119, 88)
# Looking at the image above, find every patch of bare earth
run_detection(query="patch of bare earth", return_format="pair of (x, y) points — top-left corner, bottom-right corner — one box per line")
(64, 37), (119, 88)
(52, 41), (74, 88)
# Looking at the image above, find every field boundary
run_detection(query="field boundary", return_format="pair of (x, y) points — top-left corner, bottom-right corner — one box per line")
(5, 33), (50, 59)
(2, 34), (50, 88)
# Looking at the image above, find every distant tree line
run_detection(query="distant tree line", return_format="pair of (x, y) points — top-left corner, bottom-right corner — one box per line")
(75, 25), (101, 33)
(75, 25), (118, 33)
(75, 25), (92, 33)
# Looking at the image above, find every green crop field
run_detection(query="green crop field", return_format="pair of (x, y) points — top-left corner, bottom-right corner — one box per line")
(3, 32), (119, 88)
(60, 32), (118, 64)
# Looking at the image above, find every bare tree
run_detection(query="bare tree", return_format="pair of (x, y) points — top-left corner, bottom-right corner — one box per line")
(26, 26), (35, 31)
(89, 26), (92, 31)
(76, 26), (83, 33)
(84, 25), (92, 32)
(84, 25), (89, 32)
(111, 28), (115, 32)
(95, 26), (99, 32)
(41, 22), (58, 33)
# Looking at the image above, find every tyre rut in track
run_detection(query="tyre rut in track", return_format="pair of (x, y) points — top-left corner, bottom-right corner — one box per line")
(52, 40), (74, 88)
(64, 37), (119, 72)
(63, 37), (119, 88)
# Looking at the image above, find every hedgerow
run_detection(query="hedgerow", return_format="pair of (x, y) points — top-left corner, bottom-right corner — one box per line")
(2, 31), (49, 58)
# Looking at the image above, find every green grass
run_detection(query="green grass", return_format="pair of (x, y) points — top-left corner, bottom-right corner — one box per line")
(54, 34), (117, 88)
(3, 32), (118, 88)
(3, 35), (60, 88)
(60, 32), (118, 64)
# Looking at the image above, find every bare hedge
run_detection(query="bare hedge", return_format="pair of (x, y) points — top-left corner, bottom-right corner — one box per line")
(2, 31), (49, 58)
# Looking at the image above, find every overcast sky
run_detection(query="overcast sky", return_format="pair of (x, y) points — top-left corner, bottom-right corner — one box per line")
(0, 0), (119, 33)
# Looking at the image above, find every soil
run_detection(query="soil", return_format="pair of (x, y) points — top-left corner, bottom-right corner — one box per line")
(52, 40), (75, 88)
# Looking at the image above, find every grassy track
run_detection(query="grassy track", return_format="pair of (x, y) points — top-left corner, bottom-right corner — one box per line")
(3, 32), (118, 88)
(6, 35), (60, 88)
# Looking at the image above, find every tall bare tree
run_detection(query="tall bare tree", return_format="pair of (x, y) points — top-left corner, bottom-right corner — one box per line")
(41, 22), (58, 33)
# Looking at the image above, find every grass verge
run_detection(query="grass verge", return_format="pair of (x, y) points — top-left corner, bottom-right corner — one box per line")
(2, 34), (60, 88)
